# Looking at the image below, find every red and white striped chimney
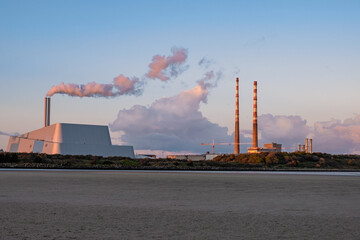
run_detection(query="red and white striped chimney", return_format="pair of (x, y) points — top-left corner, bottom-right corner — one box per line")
(252, 81), (258, 148)
(234, 77), (240, 154)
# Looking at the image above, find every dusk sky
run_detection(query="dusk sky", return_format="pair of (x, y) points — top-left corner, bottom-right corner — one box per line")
(1, 0), (360, 155)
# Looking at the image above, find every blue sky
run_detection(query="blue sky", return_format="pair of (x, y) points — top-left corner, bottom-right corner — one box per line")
(1, 0), (360, 154)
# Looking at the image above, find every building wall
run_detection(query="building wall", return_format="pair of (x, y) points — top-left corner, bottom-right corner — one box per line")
(6, 123), (134, 158)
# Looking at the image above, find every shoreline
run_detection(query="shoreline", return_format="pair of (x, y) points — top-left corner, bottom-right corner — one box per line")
(1, 165), (360, 172)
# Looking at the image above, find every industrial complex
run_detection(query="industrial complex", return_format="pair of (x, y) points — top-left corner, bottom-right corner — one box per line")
(6, 78), (312, 159)
(170, 78), (313, 160)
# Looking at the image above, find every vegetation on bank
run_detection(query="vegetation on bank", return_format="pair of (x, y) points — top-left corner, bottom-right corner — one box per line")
(0, 152), (360, 170)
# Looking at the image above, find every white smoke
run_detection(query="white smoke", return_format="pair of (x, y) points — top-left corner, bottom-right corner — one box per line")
(46, 47), (188, 97)
(46, 75), (141, 97)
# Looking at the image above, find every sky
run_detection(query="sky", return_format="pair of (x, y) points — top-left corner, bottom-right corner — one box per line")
(1, 0), (360, 156)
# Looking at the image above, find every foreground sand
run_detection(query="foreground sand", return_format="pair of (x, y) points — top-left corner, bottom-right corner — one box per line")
(1, 170), (359, 239)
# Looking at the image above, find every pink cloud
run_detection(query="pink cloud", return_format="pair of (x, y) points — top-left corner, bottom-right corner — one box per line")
(146, 47), (188, 81)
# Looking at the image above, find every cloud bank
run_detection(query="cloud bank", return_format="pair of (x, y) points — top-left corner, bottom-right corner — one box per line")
(258, 114), (310, 147)
(258, 114), (360, 154)
(313, 115), (360, 154)
(110, 71), (232, 153)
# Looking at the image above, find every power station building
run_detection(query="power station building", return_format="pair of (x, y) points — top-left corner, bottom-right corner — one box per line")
(6, 98), (135, 158)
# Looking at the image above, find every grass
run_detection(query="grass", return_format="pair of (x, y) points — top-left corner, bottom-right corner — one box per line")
(0, 152), (360, 170)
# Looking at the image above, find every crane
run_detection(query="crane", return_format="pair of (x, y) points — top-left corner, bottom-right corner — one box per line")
(201, 140), (252, 154)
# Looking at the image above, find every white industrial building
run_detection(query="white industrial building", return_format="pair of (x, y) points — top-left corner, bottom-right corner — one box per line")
(6, 123), (135, 158)
(6, 97), (134, 158)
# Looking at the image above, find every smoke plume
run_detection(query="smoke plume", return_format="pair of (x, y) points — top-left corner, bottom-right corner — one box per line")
(47, 47), (188, 97)
(146, 47), (188, 81)
(46, 75), (140, 97)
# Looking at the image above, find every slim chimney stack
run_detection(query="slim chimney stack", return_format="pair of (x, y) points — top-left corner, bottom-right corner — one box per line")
(252, 81), (258, 148)
(305, 138), (308, 153)
(234, 77), (240, 154)
(44, 97), (51, 127)
(309, 139), (312, 153)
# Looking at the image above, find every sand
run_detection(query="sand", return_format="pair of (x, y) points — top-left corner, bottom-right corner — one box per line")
(0, 170), (359, 239)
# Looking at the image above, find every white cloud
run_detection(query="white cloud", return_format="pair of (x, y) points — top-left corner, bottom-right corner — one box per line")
(110, 71), (233, 153)
(313, 115), (360, 153)
(258, 114), (310, 147)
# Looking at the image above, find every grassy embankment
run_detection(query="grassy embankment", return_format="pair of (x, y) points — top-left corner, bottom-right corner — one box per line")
(1, 152), (360, 170)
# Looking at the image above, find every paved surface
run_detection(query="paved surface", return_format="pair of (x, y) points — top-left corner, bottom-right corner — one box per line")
(0, 170), (359, 239)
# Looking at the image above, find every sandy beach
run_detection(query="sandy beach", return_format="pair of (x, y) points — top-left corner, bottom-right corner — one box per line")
(1, 170), (359, 239)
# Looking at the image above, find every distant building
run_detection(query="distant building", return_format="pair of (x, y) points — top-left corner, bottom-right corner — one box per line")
(263, 143), (282, 152)
(6, 123), (135, 158)
(167, 154), (219, 161)
(248, 143), (282, 153)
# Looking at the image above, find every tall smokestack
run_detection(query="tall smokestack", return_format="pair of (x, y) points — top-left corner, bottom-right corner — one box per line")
(234, 77), (240, 154)
(44, 97), (51, 127)
(47, 97), (51, 126)
(309, 139), (312, 153)
(252, 81), (258, 148)
(305, 138), (308, 153)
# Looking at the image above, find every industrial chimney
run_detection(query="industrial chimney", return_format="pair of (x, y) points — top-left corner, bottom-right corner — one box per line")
(234, 77), (240, 154)
(252, 81), (258, 149)
(44, 97), (51, 127)
(248, 81), (260, 153)
(305, 138), (308, 153)
(309, 139), (313, 153)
